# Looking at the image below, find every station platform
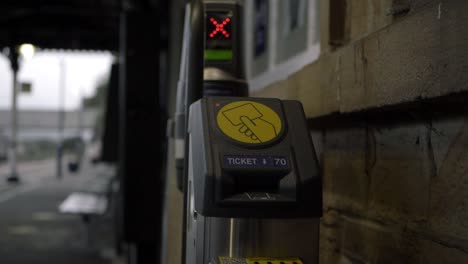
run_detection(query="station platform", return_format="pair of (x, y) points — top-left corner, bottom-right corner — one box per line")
(0, 160), (119, 264)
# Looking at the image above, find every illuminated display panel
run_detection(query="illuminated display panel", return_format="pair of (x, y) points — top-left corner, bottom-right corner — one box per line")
(205, 11), (233, 61)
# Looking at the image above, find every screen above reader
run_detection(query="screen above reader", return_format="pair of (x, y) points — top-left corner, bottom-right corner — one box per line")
(205, 11), (233, 61)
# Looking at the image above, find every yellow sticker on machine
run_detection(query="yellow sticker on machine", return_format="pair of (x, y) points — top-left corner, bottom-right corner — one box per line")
(219, 257), (303, 264)
(216, 101), (282, 144)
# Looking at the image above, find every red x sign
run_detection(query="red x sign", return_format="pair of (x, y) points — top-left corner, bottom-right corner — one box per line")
(209, 17), (231, 38)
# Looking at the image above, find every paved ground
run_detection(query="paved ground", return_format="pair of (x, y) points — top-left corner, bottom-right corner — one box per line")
(0, 159), (56, 195)
(0, 160), (117, 264)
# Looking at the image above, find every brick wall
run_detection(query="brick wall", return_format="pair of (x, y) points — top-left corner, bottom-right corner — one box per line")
(255, 0), (468, 117)
(254, 0), (468, 262)
(314, 109), (468, 263)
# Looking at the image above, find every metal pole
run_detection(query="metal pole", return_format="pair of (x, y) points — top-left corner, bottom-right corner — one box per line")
(78, 87), (84, 137)
(76, 87), (84, 168)
(7, 47), (20, 183)
(182, 1), (204, 262)
(57, 57), (66, 179)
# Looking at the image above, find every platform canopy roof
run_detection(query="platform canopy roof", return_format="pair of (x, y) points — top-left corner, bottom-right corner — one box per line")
(0, 0), (164, 52)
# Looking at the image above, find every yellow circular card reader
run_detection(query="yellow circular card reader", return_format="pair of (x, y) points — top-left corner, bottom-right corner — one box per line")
(216, 101), (282, 144)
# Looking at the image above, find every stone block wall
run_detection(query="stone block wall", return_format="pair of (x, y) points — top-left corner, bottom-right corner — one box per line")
(256, 0), (468, 118)
(316, 110), (468, 263)
(254, 0), (468, 262)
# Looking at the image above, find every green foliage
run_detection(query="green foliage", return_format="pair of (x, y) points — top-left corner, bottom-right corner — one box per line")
(82, 76), (109, 142)
(82, 78), (108, 109)
(18, 140), (56, 161)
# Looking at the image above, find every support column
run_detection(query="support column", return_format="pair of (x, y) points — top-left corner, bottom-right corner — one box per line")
(7, 47), (20, 183)
(57, 58), (66, 179)
(118, 6), (164, 264)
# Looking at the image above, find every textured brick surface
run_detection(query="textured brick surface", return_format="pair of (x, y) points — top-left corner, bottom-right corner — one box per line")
(320, 209), (341, 264)
(340, 217), (415, 264)
(417, 239), (468, 263)
(253, 1), (468, 119)
(323, 126), (368, 213)
(257, 219), (320, 264)
(438, 0), (468, 97)
(346, 0), (434, 44)
(250, 0), (468, 263)
(429, 117), (468, 239)
(295, 55), (340, 117)
(362, 3), (439, 108)
(252, 79), (291, 100)
(317, 111), (468, 263)
(367, 121), (431, 224)
(347, 0), (393, 42)
(430, 116), (464, 174)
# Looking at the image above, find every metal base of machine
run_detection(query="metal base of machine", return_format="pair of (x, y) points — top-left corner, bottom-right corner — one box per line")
(219, 257), (303, 264)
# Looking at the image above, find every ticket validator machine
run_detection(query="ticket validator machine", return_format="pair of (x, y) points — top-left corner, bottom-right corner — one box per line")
(174, 0), (247, 191)
(182, 1), (322, 263)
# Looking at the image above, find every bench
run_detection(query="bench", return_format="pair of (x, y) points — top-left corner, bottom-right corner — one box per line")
(58, 165), (116, 247)
(59, 192), (108, 216)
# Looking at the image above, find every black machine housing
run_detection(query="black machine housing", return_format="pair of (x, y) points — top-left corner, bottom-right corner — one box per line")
(188, 96), (322, 218)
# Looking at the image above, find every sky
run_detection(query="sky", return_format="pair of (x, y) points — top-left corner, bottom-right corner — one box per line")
(0, 51), (113, 110)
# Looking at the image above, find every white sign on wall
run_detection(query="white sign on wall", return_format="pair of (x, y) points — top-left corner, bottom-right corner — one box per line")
(254, 0), (268, 58)
(276, 0), (308, 63)
(245, 0), (321, 92)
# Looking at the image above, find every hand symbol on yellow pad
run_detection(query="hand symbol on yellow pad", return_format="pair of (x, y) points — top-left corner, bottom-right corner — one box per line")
(239, 116), (277, 143)
(217, 101), (282, 144)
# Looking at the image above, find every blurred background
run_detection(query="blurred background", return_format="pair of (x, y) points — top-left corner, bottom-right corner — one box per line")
(0, 0), (467, 264)
(0, 52), (112, 165)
